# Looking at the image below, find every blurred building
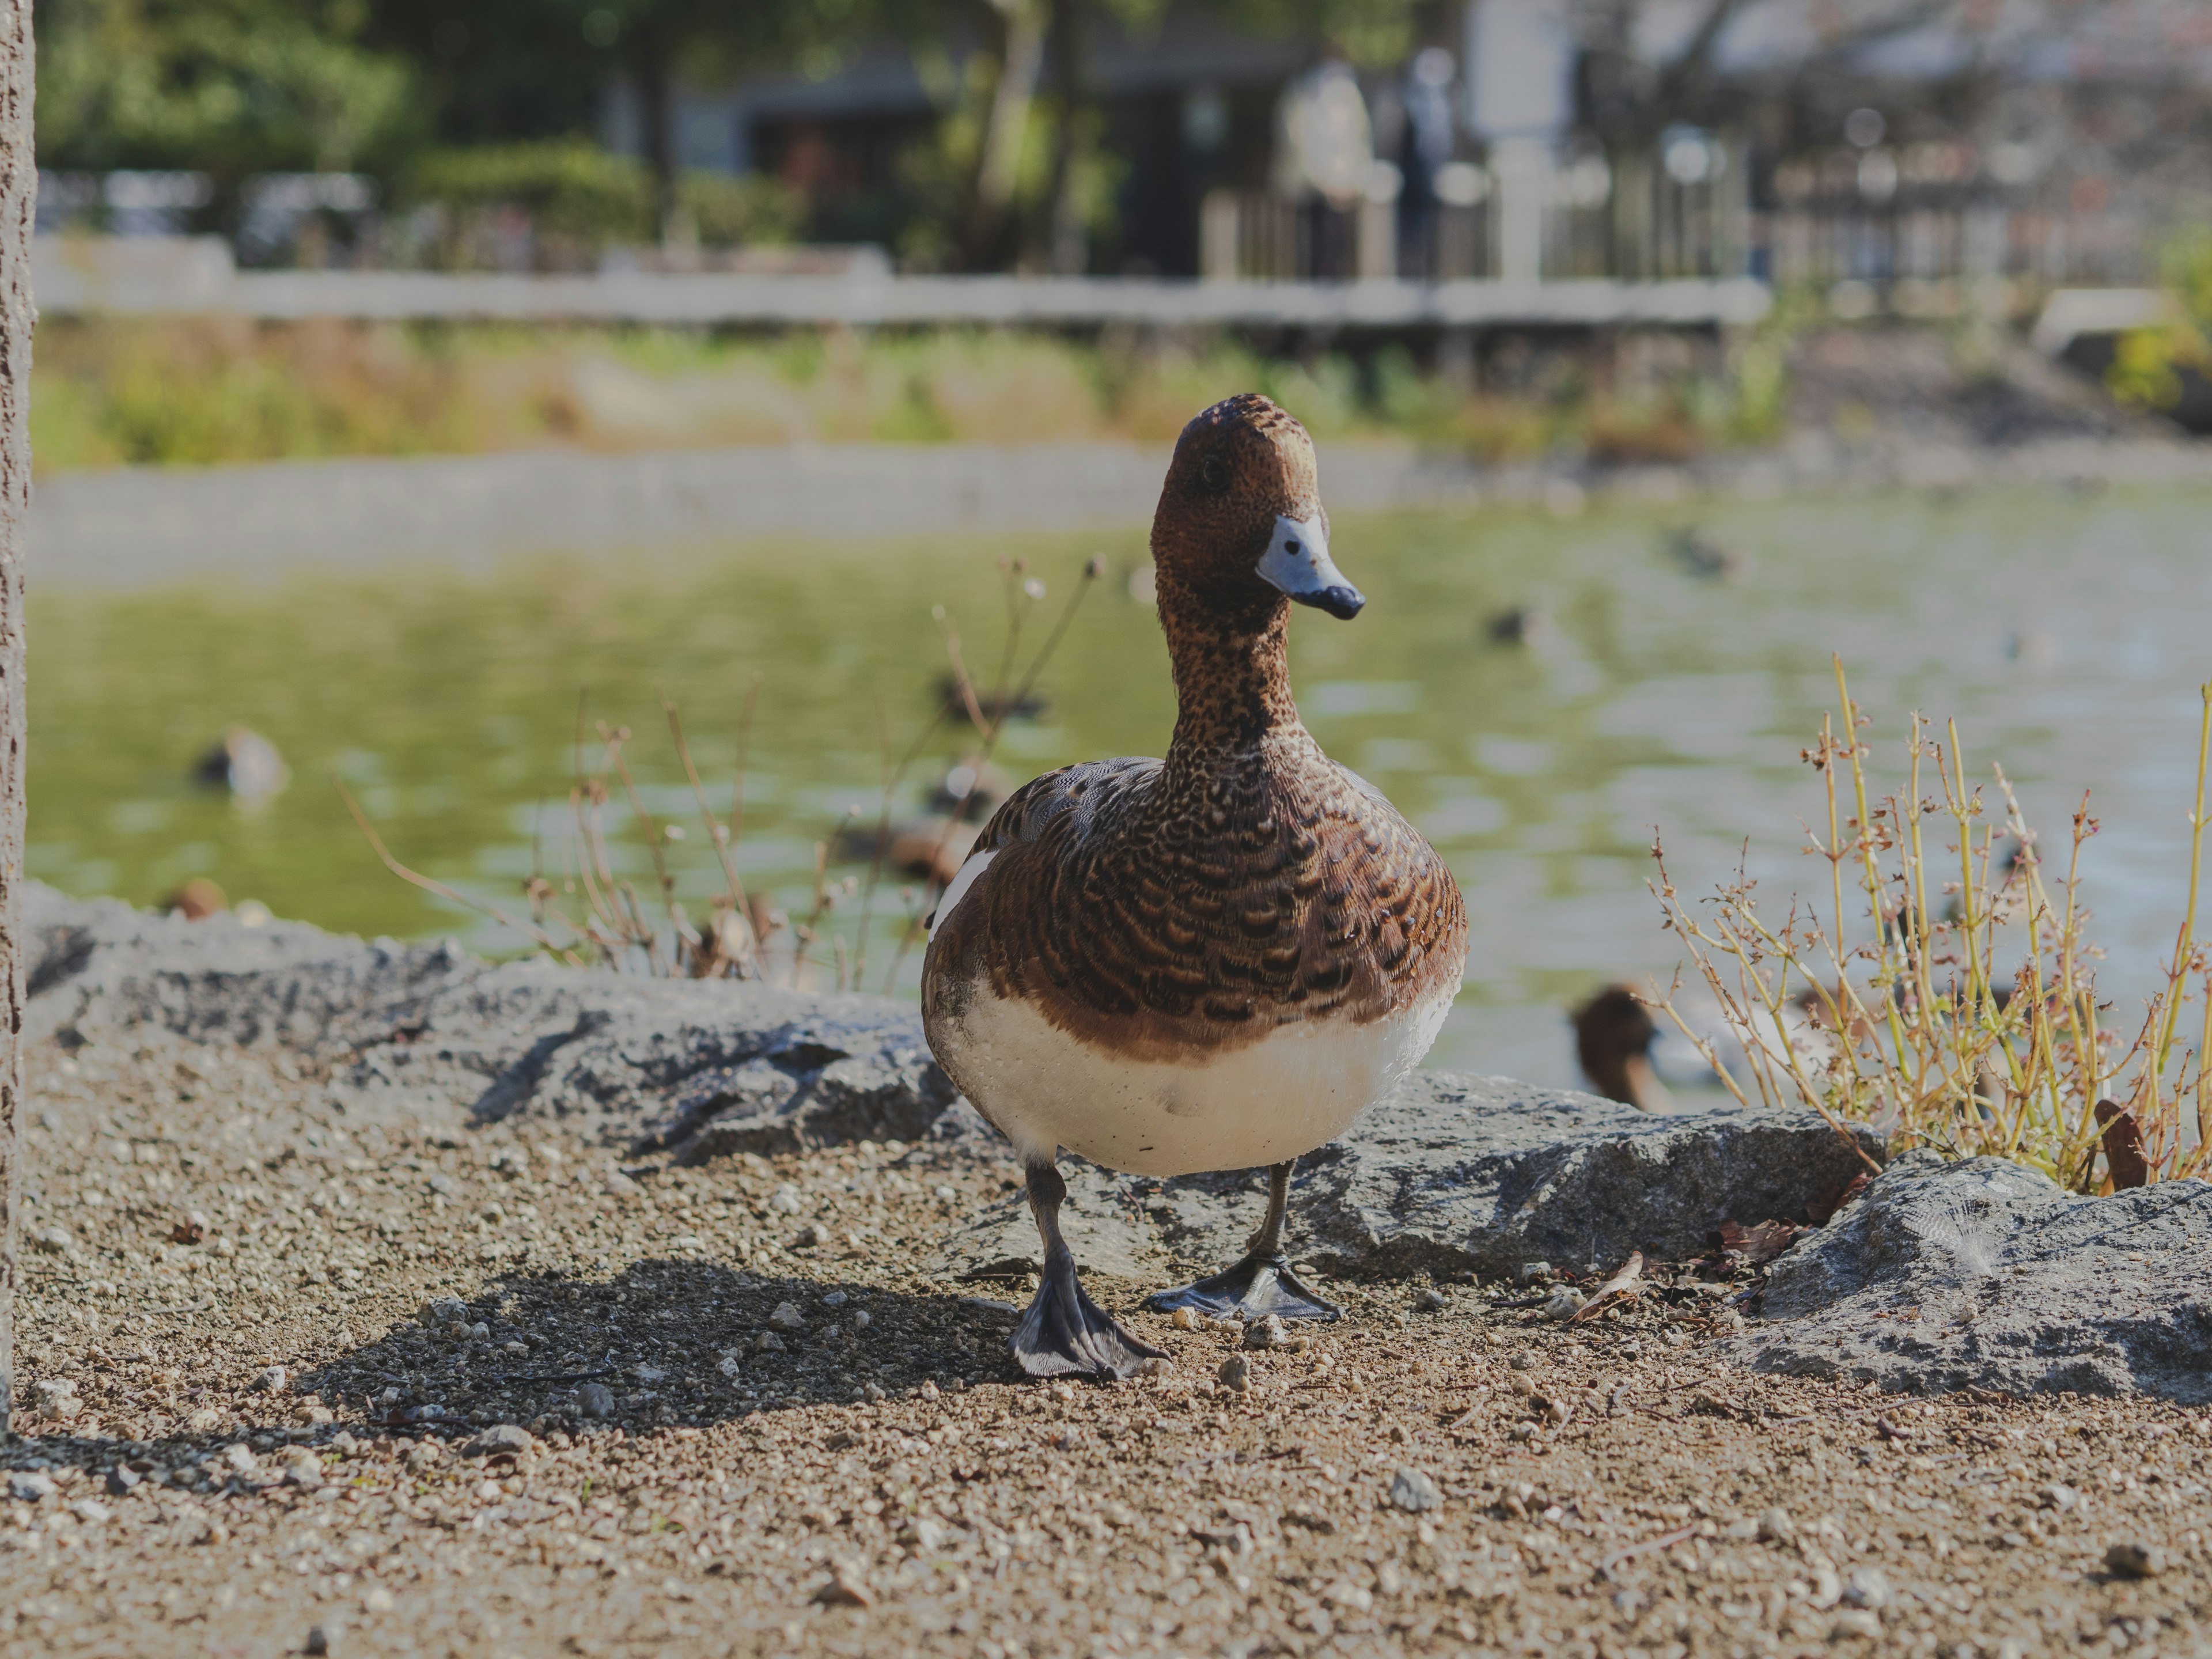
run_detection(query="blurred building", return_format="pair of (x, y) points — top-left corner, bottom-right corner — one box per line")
(34, 0), (2212, 291)
(593, 0), (2212, 291)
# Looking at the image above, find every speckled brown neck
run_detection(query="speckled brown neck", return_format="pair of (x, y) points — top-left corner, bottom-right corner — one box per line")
(1157, 572), (1307, 761)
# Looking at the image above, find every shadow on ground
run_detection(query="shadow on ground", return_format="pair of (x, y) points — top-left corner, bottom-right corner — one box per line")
(294, 1260), (1039, 1438)
(0, 1264), (1052, 1485)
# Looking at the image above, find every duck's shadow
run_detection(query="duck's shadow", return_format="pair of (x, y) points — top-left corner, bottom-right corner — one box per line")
(306, 1260), (1029, 1433)
(3, 1263), (1028, 1475)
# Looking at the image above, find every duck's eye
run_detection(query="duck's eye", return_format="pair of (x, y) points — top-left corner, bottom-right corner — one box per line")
(1198, 454), (1228, 493)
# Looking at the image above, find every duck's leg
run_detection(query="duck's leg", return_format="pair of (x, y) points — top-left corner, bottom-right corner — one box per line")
(1144, 1160), (1340, 1322)
(1011, 1155), (1168, 1380)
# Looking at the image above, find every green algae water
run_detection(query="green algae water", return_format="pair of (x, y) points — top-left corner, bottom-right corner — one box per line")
(29, 480), (2212, 1087)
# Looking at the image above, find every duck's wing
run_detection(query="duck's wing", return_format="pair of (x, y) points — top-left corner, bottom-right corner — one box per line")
(924, 756), (1163, 942)
(925, 746), (1465, 1058)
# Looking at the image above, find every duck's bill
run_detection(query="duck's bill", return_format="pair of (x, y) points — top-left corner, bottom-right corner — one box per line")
(1259, 514), (1365, 619)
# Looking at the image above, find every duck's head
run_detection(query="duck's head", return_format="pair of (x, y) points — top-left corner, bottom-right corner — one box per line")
(1153, 393), (1365, 623)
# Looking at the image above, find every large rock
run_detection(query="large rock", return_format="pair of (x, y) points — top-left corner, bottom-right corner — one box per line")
(1730, 1150), (2212, 1403)
(23, 884), (955, 1155)
(944, 1072), (1884, 1282)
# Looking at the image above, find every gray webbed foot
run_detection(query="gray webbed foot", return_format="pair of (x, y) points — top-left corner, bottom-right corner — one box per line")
(1145, 1251), (1341, 1323)
(1013, 1253), (1167, 1380)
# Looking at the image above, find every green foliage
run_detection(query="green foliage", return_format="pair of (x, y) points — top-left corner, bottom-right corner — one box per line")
(408, 139), (654, 245)
(36, 0), (421, 173)
(678, 172), (803, 247)
(2109, 229), (2212, 415)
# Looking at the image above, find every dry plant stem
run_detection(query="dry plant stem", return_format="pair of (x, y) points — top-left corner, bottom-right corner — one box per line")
(2154, 685), (2212, 1081)
(334, 777), (582, 965)
(665, 700), (750, 925)
(1657, 663), (2212, 1187)
(599, 724), (682, 968)
(880, 560), (1101, 993)
(851, 699), (958, 992)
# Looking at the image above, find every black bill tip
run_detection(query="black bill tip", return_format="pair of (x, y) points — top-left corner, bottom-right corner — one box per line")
(1294, 584), (1366, 620)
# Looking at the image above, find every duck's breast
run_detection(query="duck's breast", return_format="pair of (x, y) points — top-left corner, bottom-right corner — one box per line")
(930, 970), (1455, 1173)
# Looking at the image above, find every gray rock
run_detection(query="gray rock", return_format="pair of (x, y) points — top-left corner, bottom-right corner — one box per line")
(575, 1382), (616, 1419)
(8, 1471), (56, 1502)
(22, 884), (955, 1156)
(1730, 1150), (2212, 1402)
(943, 1073), (1881, 1282)
(464, 1424), (534, 1459)
(1388, 1468), (1442, 1513)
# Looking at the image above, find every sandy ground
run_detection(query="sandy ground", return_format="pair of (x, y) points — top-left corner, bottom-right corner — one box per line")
(5, 1028), (2209, 1659)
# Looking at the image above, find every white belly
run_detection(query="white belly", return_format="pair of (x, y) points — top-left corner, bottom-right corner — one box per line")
(931, 982), (1455, 1175)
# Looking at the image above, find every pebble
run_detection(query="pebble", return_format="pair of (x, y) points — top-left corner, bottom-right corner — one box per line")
(305, 1625), (331, 1656)
(852, 1309), (872, 1330)
(768, 1302), (805, 1332)
(1831, 1610), (1883, 1641)
(70, 1499), (112, 1525)
(2104, 1541), (2166, 1579)
(755, 1332), (787, 1354)
(467, 1423), (535, 1458)
(1540, 1289), (1588, 1321)
(1757, 1506), (1794, 1544)
(1242, 1315), (1289, 1351)
(32, 1224), (73, 1255)
(8, 1471), (56, 1502)
(420, 1298), (468, 1328)
(282, 1451), (324, 1487)
(1517, 1261), (1552, 1285)
(770, 1183), (804, 1214)
(32, 1378), (81, 1419)
(106, 1466), (142, 1496)
(1171, 1307), (1199, 1331)
(1415, 1287), (1448, 1311)
(253, 1365), (290, 1393)
(1842, 1566), (1891, 1610)
(222, 1444), (260, 1478)
(1388, 1468), (1442, 1513)
(576, 1382), (616, 1418)
(2040, 1482), (2080, 1512)
(821, 1290), (849, 1308)
(603, 1172), (641, 1198)
(813, 1566), (875, 1607)
(1217, 1355), (1251, 1393)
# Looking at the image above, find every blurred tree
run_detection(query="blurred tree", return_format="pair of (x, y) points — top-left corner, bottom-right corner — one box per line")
(34, 0), (419, 175)
(959, 0), (1426, 271)
(367, 0), (906, 241)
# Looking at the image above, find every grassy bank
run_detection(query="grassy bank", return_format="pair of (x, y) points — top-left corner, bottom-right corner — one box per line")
(28, 316), (1785, 474)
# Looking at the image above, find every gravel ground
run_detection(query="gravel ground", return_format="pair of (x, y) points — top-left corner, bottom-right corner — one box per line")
(6, 1029), (2210, 1659)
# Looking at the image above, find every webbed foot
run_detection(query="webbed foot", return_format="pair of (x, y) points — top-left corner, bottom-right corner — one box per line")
(1145, 1251), (1341, 1323)
(1013, 1255), (1168, 1380)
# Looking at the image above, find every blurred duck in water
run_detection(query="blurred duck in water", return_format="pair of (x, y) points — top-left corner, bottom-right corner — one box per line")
(1575, 981), (1852, 1109)
(1664, 526), (1747, 582)
(1485, 605), (1556, 647)
(1572, 985), (1672, 1111)
(838, 757), (1016, 885)
(194, 727), (288, 810)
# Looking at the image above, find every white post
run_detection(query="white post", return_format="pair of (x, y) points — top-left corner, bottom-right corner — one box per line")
(1491, 138), (1552, 284)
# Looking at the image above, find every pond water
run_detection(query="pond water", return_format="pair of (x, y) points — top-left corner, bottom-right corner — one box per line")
(29, 477), (2212, 1090)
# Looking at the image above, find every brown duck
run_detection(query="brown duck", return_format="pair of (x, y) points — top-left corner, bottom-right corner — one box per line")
(922, 394), (1469, 1379)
